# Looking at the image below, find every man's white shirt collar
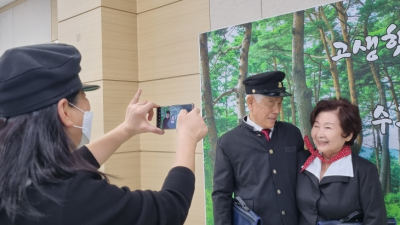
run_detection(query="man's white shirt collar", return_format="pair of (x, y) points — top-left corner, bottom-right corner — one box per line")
(305, 154), (354, 181)
(244, 116), (274, 137)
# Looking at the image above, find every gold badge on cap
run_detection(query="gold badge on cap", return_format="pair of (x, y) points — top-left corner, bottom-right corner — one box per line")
(278, 82), (282, 88)
(252, 89), (256, 93)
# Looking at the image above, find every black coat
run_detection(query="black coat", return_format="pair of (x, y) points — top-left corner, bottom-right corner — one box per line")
(212, 119), (304, 225)
(0, 147), (195, 225)
(297, 150), (387, 225)
(163, 117), (169, 129)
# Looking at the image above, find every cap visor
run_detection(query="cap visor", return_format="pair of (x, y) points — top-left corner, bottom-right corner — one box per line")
(81, 84), (100, 92)
(261, 92), (292, 97)
(280, 92), (292, 97)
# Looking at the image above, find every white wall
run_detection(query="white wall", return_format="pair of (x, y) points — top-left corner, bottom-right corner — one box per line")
(0, 0), (51, 55)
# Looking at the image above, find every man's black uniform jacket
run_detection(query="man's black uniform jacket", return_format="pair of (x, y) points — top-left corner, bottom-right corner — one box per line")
(212, 119), (304, 225)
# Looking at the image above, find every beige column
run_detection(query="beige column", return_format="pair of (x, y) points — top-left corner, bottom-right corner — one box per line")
(57, 0), (140, 189)
(137, 0), (209, 224)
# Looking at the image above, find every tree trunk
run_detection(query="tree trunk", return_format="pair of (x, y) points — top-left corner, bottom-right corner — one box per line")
(288, 76), (296, 126)
(292, 11), (312, 137)
(361, 17), (390, 193)
(273, 57), (285, 122)
(200, 33), (219, 165)
(387, 161), (391, 193)
(280, 106), (285, 122)
(371, 94), (380, 174)
(313, 65), (322, 103)
(236, 23), (252, 122)
(283, 64), (296, 126)
(383, 67), (400, 166)
(335, 2), (357, 104)
(318, 28), (341, 98)
(225, 76), (229, 117)
(370, 62), (390, 194)
(377, 125), (383, 154)
(273, 57), (278, 70)
(307, 8), (341, 99)
(320, 10), (341, 99)
(335, 2), (362, 153)
(373, 126), (380, 174)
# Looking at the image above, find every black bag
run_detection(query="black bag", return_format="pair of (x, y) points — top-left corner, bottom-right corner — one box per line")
(232, 196), (262, 225)
(317, 211), (397, 225)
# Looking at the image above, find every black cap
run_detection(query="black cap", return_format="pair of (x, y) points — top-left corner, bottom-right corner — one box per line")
(0, 43), (100, 118)
(242, 71), (292, 97)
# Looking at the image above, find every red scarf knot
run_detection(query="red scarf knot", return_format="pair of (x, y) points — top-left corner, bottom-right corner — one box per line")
(300, 135), (352, 172)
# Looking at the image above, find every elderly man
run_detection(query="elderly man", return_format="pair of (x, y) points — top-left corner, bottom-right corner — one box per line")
(162, 110), (170, 129)
(212, 71), (304, 225)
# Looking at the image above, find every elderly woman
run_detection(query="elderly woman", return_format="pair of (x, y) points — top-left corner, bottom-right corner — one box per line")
(0, 44), (208, 225)
(297, 98), (387, 225)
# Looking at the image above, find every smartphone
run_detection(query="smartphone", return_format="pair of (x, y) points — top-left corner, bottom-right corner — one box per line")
(156, 104), (194, 129)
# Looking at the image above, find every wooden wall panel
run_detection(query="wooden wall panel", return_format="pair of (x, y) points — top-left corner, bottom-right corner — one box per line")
(139, 75), (203, 153)
(102, 8), (138, 82)
(106, 151), (141, 190)
(137, 0), (180, 13)
(57, 0), (100, 22)
(137, 0), (209, 81)
(103, 80), (140, 153)
(58, 8), (103, 83)
(185, 154), (205, 225)
(141, 152), (205, 225)
(102, 0), (136, 14)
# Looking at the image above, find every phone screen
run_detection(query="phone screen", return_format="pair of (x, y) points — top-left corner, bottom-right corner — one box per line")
(157, 104), (194, 129)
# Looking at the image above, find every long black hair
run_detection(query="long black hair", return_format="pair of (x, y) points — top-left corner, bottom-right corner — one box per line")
(0, 91), (106, 222)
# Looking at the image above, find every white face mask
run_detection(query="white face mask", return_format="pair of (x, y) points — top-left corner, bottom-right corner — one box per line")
(68, 102), (93, 148)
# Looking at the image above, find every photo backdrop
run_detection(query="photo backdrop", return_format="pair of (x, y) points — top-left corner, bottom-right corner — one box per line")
(200, 0), (400, 224)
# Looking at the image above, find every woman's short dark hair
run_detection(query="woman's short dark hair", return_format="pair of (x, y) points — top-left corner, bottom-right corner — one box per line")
(310, 98), (362, 146)
(0, 91), (106, 222)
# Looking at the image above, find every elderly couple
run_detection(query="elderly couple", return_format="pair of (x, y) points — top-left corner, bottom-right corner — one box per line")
(212, 71), (387, 225)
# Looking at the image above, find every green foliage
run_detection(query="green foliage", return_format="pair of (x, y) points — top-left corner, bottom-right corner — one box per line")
(204, 144), (215, 225)
(205, 188), (214, 225)
(385, 192), (400, 221)
(367, 151), (400, 193)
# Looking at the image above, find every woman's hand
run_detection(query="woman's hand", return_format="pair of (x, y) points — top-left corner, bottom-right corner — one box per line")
(119, 89), (164, 137)
(176, 108), (208, 144)
(86, 89), (164, 165)
(173, 108), (208, 173)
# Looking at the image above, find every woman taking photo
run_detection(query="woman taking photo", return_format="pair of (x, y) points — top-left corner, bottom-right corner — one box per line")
(0, 43), (208, 225)
(297, 98), (387, 225)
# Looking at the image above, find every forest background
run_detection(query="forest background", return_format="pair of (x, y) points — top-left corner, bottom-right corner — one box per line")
(200, 0), (400, 224)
